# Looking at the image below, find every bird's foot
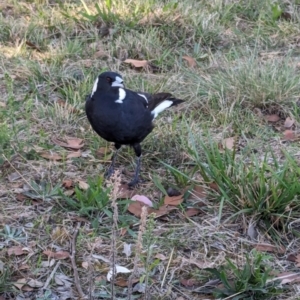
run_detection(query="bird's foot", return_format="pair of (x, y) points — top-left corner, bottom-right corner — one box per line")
(104, 166), (114, 179)
(128, 177), (145, 188)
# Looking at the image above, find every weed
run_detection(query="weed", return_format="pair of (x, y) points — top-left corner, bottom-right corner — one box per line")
(207, 251), (283, 299)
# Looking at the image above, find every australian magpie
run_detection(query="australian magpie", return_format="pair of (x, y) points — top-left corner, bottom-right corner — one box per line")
(85, 71), (184, 187)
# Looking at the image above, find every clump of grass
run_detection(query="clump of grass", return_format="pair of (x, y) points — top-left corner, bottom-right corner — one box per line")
(166, 133), (300, 240)
(207, 250), (283, 299)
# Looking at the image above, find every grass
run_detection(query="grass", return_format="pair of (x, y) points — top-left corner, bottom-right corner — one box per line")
(1, 0), (300, 299)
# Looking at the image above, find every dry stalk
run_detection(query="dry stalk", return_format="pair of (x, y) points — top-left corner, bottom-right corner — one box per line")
(127, 205), (148, 300)
(70, 222), (85, 298)
(107, 170), (122, 299)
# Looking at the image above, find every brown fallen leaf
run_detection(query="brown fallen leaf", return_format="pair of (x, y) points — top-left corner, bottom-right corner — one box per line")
(18, 264), (30, 270)
(148, 204), (177, 218)
(96, 147), (112, 159)
(62, 179), (73, 188)
(180, 278), (198, 287)
(117, 183), (136, 199)
(296, 254), (300, 267)
(128, 202), (177, 218)
(184, 208), (202, 217)
(284, 117), (295, 128)
(40, 151), (62, 161)
(94, 50), (109, 59)
(66, 151), (81, 159)
(8, 246), (24, 256)
(43, 250), (70, 260)
(52, 137), (84, 150)
(254, 243), (285, 254)
(275, 272), (300, 285)
(283, 130), (296, 141)
(0, 101), (6, 107)
(265, 114), (280, 122)
(164, 194), (184, 206)
(124, 59), (148, 68)
(189, 185), (206, 199)
(182, 55), (197, 68)
(25, 40), (42, 52)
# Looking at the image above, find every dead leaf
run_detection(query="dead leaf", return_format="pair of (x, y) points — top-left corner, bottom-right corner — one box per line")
(13, 278), (28, 290)
(254, 243), (285, 254)
(96, 147), (112, 159)
(52, 137), (84, 150)
(286, 253), (297, 262)
(25, 40), (42, 52)
(184, 208), (202, 217)
(82, 261), (89, 269)
(94, 50), (109, 59)
(0, 101), (6, 107)
(7, 246), (24, 256)
(283, 130), (296, 141)
(40, 151), (62, 161)
(164, 194), (184, 206)
(16, 193), (27, 201)
(265, 114), (280, 122)
(124, 59), (148, 68)
(43, 250), (70, 260)
(182, 257), (213, 269)
(128, 202), (177, 218)
(66, 151), (81, 159)
(223, 137), (235, 150)
(180, 278), (198, 287)
(155, 253), (168, 261)
(274, 272), (300, 285)
(62, 179), (73, 188)
(115, 277), (129, 287)
(64, 189), (75, 196)
(284, 117), (295, 128)
(78, 180), (89, 190)
(127, 201), (146, 217)
(182, 55), (196, 68)
(189, 185), (206, 199)
(118, 183), (136, 199)
(18, 264), (30, 270)
(148, 204), (177, 218)
(208, 182), (219, 191)
(27, 279), (43, 288)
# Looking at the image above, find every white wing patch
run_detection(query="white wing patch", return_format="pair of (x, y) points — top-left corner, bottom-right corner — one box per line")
(138, 93), (148, 103)
(151, 100), (173, 118)
(115, 88), (126, 103)
(91, 77), (99, 97)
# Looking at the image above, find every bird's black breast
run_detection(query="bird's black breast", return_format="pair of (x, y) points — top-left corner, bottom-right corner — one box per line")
(85, 88), (154, 145)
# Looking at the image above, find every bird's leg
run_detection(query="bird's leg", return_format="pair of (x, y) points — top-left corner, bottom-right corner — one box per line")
(105, 143), (121, 178)
(128, 143), (142, 187)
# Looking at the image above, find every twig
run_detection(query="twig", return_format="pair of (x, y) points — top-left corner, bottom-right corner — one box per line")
(70, 222), (85, 298)
(43, 260), (61, 290)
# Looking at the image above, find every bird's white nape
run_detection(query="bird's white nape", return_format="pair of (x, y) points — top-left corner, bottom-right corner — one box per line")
(112, 76), (124, 88)
(91, 77), (99, 97)
(151, 100), (173, 118)
(115, 88), (126, 103)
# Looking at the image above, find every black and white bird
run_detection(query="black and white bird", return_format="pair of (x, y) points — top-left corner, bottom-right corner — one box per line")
(85, 71), (184, 187)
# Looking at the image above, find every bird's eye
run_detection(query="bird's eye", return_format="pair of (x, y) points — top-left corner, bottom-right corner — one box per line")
(106, 77), (112, 83)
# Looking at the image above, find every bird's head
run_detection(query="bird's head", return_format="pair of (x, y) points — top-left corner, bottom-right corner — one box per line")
(91, 71), (124, 97)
